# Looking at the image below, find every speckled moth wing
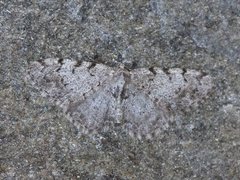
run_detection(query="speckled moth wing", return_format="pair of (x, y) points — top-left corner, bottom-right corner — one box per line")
(67, 71), (126, 134)
(26, 58), (213, 139)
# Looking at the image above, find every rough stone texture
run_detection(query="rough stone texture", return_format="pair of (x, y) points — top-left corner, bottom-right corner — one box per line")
(0, 0), (240, 179)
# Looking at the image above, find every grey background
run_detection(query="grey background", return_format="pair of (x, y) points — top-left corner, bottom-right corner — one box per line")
(0, 0), (240, 179)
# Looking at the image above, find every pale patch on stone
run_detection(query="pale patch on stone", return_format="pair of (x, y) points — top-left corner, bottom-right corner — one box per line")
(26, 58), (213, 139)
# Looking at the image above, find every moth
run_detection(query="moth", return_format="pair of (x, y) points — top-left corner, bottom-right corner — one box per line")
(26, 58), (212, 139)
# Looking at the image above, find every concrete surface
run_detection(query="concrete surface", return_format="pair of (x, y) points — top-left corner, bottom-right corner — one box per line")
(0, 0), (240, 179)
